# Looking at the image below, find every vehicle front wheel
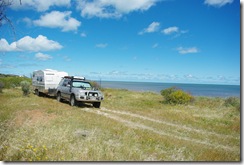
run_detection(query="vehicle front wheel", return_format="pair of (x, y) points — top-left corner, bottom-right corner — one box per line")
(70, 95), (77, 106)
(93, 102), (101, 108)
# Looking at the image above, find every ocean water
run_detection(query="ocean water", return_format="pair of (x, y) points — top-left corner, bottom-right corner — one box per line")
(99, 81), (240, 98)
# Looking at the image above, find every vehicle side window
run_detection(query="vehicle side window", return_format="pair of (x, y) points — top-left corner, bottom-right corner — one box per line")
(63, 79), (71, 86)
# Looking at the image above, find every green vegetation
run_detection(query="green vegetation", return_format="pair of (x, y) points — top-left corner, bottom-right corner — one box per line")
(0, 81), (4, 93)
(0, 75), (240, 161)
(20, 81), (31, 96)
(0, 86), (240, 161)
(160, 87), (194, 105)
(224, 97), (240, 111)
(0, 75), (31, 89)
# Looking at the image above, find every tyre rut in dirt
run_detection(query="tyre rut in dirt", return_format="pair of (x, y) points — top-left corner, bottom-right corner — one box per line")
(81, 108), (238, 152)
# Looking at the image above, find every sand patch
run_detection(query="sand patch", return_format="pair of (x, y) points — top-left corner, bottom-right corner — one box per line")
(12, 109), (57, 127)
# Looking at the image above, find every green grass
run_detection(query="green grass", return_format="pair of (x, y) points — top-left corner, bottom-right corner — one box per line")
(0, 88), (240, 161)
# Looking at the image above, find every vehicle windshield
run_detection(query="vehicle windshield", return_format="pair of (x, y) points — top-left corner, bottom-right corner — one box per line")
(72, 81), (92, 90)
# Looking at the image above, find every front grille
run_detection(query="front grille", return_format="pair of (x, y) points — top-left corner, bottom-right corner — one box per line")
(88, 92), (98, 97)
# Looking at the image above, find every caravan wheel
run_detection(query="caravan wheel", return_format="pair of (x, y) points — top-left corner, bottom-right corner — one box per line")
(35, 89), (40, 96)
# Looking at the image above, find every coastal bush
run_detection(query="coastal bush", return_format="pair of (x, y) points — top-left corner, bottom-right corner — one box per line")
(161, 87), (193, 105)
(90, 81), (102, 90)
(20, 81), (30, 96)
(160, 87), (177, 102)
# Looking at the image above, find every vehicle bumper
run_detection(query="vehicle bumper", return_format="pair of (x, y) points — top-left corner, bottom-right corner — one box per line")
(75, 95), (104, 102)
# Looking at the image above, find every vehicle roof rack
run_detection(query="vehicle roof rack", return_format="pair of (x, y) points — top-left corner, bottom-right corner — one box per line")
(64, 76), (86, 80)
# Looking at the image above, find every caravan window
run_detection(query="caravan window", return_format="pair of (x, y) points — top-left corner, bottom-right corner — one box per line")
(37, 76), (43, 82)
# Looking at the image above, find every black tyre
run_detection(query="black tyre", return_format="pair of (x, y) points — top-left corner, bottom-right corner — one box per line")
(35, 89), (39, 96)
(35, 89), (42, 96)
(70, 94), (77, 106)
(57, 92), (62, 102)
(93, 102), (101, 108)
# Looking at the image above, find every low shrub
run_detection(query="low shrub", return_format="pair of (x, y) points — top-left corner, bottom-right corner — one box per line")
(160, 87), (177, 102)
(161, 87), (194, 105)
(20, 81), (31, 96)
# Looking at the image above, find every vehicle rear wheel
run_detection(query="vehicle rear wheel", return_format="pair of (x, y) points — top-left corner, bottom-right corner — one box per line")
(57, 92), (62, 102)
(93, 102), (101, 108)
(70, 95), (77, 106)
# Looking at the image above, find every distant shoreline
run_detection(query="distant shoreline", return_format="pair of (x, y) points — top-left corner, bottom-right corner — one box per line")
(96, 80), (240, 86)
(97, 81), (240, 98)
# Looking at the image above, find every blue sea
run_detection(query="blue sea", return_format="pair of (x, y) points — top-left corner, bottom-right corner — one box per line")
(98, 81), (240, 98)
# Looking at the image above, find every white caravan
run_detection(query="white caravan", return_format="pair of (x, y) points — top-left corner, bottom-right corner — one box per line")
(32, 69), (68, 96)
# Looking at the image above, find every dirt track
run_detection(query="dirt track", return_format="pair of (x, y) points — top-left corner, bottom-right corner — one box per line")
(80, 107), (238, 152)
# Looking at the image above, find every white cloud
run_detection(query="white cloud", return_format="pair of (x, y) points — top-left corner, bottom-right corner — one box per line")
(184, 74), (198, 79)
(177, 47), (199, 54)
(0, 35), (63, 52)
(95, 43), (108, 48)
(108, 70), (128, 76)
(22, 17), (33, 27)
(204, 0), (234, 7)
(33, 11), (81, 32)
(10, 0), (71, 12)
(138, 22), (160, 35)
(152, 43), (159, 48)
(162, 26), (179, 35)
(80, 32), (87, 37)
(35, 52), (53, 61)
(76, 0), (159, 18)
(0, 39), (18, 52)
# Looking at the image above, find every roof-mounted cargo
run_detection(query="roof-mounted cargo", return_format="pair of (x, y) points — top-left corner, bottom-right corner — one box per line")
(64, 76), (86, 81)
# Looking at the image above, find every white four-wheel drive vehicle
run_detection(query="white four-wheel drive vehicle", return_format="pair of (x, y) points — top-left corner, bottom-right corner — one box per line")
(56, 76), (104, 108)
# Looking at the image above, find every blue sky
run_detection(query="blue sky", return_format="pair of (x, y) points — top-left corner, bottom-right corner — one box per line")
(0, 0), (241, 85)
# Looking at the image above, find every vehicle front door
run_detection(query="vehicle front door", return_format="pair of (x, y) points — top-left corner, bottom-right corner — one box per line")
(61, 79), (72, 99)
